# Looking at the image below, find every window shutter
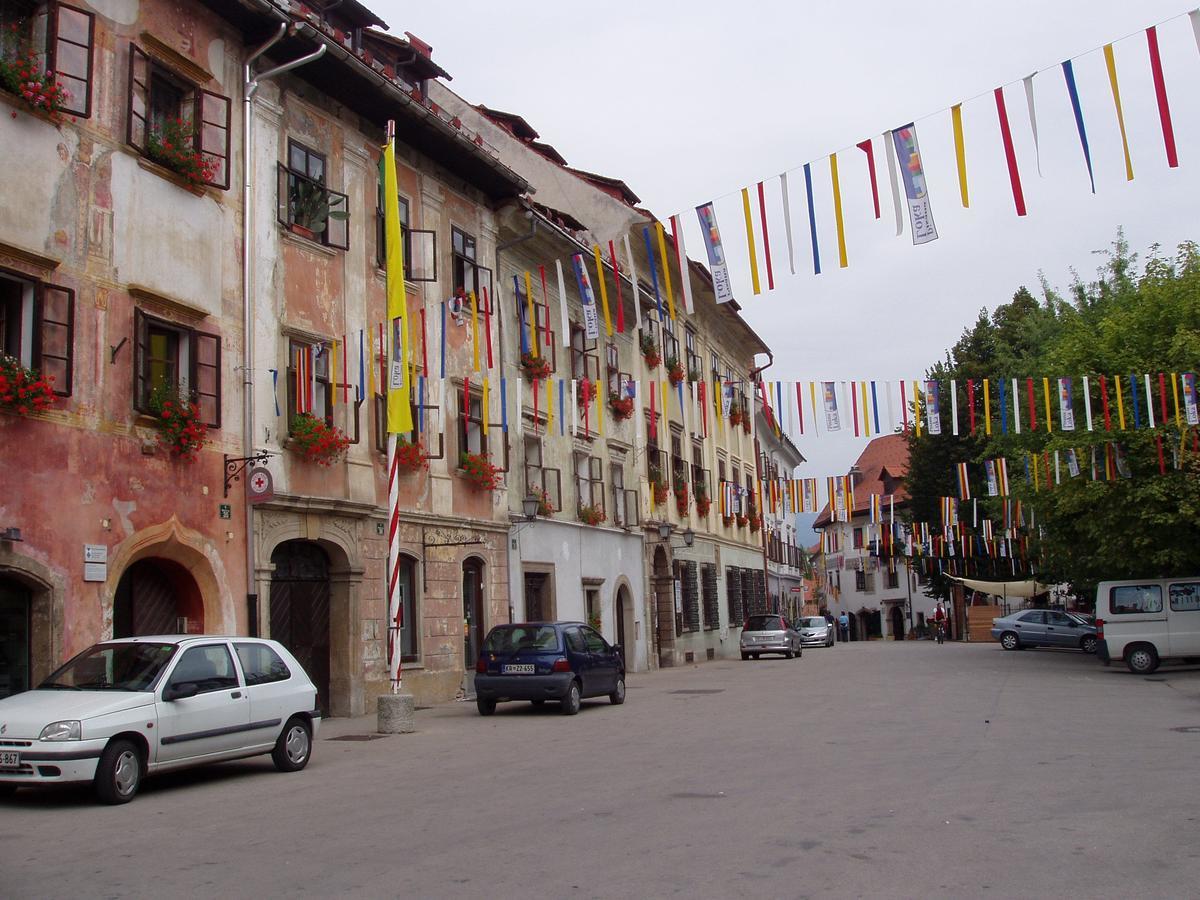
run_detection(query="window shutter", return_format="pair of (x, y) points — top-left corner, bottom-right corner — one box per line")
(702, 564), (720, 631)
(682, 561), (700, 632)
(277, 163), (292, 227)
(192, 330), (221, 428)
(34, 283), (74, 396)
(752, 570), (767, 615)
(325, 186), (350, 251)
(133, 307), (149, 412)
(127, 43), (150, 152)
(196, 89), (231, 190)
(50, 3), (95, 118)
(406, 229), (437, 282)
(726, 568), (743, 625)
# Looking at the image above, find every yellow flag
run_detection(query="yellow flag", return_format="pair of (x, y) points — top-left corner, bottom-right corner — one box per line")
(1104, 44), (1135, 182)
(481, 377), (490, 436)
(913, 380), (922, 437)
(655, 222), (676, 321)
(1042, 377), (1052, 433)
(384, 138), (413, 434)
(741, 188), (761, 295)
(1114, 375), (1126, 429)
(524, 271), (538, 358)
(951, 103), (969, 207)
(830, 153), (848, 268)
(983, 378), (992, 435)
(592, 245), (613, 337)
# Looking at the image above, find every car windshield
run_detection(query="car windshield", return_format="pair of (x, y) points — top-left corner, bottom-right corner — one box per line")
(801, 618), (827, 628)
(484, 626), (561, 653)
(40, 642), (177, 692)
(745, 615), (784, 632)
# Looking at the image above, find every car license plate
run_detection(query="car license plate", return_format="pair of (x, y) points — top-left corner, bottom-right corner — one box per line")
(502, 664), (535, 674)
(0, 751), (19, 769)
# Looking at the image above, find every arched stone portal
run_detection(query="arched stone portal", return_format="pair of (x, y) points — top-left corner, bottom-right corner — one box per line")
(652, 546), (673, 667)
(114, 558), (204, 636)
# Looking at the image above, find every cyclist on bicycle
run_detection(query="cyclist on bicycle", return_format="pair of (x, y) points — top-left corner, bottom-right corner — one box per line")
(933, 602), (948, 644)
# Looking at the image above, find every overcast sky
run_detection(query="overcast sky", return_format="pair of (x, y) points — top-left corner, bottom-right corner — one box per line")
(377, 0), (1198, 478)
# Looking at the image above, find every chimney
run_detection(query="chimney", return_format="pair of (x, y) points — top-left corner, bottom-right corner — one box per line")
(404, 31), (433, 58)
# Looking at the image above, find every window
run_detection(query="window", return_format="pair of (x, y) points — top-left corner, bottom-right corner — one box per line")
(0, 270), (73, 395)
(569, 323), (599, 382)
(885, 567), (899, 590)
(459, 385), (487, 457)
(133, 309), (220, 426)
(726, 567), (744, 624)
(372, 391), (425, 454)
(564, 627), (585, 653)
(575, 451), (604, 513)
(286, 337), (359, 443)
(1110, 584), (1163, 615)
(661, 313), (679, 364)
(1, 1), (94, 118)
(583, 625), (607, 653)
(167, 644), (239, 694)
(852, 528), (864, 550)
(685, 327), (701, 379)
(855, 569), (866, 592)
(1018, 611), (1045, 624)
(396, 554), (418, 662)
(670, 431), (688, 490)
(127, 43), (231, 189)
(702, 564), (719, 631)
(524, 435), (561, 512)
(1170, 582), (1200, 612)
(276, 140), (348, 249)
(515, 280), (555, 368)
(1045, 611), (1074, 627)
(611, 459), (638, 528)
(234, 643), (291, 686)
(679, 561), (699, 633)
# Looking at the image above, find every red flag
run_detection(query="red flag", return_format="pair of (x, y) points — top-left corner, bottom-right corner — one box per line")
(1146, 27), (1178, 168)
(1100, 375), (1111, 430)
(757, 181), (775, 290)
(994, 87), (1027, 216)
(796, 382), (804, 434)
(538, 265), (551, 348)
(1027, 377), (1037, 431)
(856, 139), (881, 219)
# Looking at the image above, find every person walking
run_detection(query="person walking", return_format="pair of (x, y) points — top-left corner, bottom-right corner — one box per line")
(838, 611), (850, 643)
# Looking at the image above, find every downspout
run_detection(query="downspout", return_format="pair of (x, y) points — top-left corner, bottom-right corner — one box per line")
(749, 352), (774, 614)
(242, 26), (326, 635)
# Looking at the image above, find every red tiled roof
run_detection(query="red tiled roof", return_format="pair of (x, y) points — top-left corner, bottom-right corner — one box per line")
(813, 434), (910, 528)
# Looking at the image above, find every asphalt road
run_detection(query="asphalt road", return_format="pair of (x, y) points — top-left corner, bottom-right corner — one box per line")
(4, 640), (1200, 899)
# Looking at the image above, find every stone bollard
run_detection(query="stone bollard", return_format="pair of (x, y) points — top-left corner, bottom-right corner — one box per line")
(377, 693), (416, 734)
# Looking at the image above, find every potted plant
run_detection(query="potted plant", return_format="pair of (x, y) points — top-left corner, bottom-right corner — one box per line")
(395, 436), (428, 473)
(147, 117), (219, 187)
(609, 390), (634, 420)
(577, 378), (598, 407)
(721, 514), (734, 528)
(688, 365), (702, 384)
(649, 465), (669, 505)
(460, 451), (501, 491)
(749, 511), (762, 532)
(0, 24), (71, 121)
(288, 176), (349, 240)
(735, 513), (749, 528)
(148, 384), (207, 461)
(728, 402), (744, 427)
(289, 412), (350, 466)
(674, 483), (689, 517)
(639, 333), (660, 370)
(742, 414), (752, 435)
(695, 484), (711, 517)
(531, 486), (554, 517)
(520, 350), (551, 381)
(579, 504), (606, 527)
(0, 354), (55, 416)
(666, 356), (685, 387)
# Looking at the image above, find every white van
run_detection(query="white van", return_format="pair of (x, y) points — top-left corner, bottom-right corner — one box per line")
(1095, 578), (1200, 674)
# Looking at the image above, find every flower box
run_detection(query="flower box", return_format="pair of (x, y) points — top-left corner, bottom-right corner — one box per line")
(736, 515), (749, 528)
(579, 504), (606, 527)
(652, 482), (669, 505)
(289, 412), (350, 466)
(749, 514), (762, 533)
(695, 493), (711, 517)
(0, 354), (55, 416)
(0, 44), (71, 121)
(520, 351), (551, 382)
(147, 117), (218, 187)
(639, 333), (660, 370)
(674, 484), (689, 517)
(531, 486), (554, 517)
(576, 378), (598, 407)
(666, 357), (685, 387)
(149, 385), (206, 462)
(609, 391), (634, 420)
(460, 451), (501, 491)
(395, 437), (428, 473)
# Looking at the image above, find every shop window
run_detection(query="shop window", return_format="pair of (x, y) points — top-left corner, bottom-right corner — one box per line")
(0, 270), (73, 395)
(275, 140), (348, 249)
(133, 309), (220, 426)
(0, 1), (94, 118)
(127, 43), (231, 189)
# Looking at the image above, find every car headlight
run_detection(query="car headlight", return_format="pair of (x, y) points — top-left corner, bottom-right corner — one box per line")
(39, 720), (81, 741)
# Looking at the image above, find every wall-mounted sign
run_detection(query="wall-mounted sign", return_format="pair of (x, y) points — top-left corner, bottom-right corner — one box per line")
(84, 544), (107, 563)
(246, 467), (274, 504)
(219, 504), (232, 520)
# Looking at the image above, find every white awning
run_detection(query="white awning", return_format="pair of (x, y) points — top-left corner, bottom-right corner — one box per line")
(948, 576), (1050, 599)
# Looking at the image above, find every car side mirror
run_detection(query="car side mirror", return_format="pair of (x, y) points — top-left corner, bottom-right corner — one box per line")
(611, 644), (623, 658)
(164, 681), (199, 702)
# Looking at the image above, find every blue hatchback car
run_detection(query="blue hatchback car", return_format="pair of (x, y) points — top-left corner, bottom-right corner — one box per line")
(474, 622), (625, 716)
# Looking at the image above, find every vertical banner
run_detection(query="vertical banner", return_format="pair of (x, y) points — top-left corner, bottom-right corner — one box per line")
(924, 380), (942, 435)
(822, 381), (841, 431)
(985, 460), (999, 497)
(1146, 27), (1179, 169)
(951, 103), (969, 207)
(696, 202), (735, 303)
(829, 153), (849, 268)
(1104, 43), (1135, 181)
(1022, 72), (1042, 176)
(890, 124), (938, 244)
(803, 162), (821, 274)
(856, 138), (881, 219)
(1183, 373), (1199, 425)
(740, 187), (762, 295)
(555, 260), (570, 349)
(779, 172), (797, 274)
(883, 130), (904, 237)
(1059, 377), (1076, 431)
(994, 87), (1028, 216)
(1062, 60), (1097, 194)
(383, 138), (413, 434)
(571, 253), (600, 340)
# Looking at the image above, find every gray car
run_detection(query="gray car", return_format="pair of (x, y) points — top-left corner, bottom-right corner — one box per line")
(740, 614), (803, 660)
(991, 609), (1098, 653)
(796, 616), (835, 647)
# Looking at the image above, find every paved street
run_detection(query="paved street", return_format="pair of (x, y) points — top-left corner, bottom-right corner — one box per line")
(4, 640), (1200, 898)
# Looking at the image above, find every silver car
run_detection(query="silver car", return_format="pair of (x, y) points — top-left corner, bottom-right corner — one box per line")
(991, 609), (1098, 653)
(797, 616), (835, 647)
(740, 615), (803, 660)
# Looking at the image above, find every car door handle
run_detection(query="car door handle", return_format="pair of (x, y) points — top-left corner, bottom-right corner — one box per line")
(231, 691), (242, 699)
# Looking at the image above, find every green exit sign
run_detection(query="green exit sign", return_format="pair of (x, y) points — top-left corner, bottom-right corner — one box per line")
(219, 504), (232, 520)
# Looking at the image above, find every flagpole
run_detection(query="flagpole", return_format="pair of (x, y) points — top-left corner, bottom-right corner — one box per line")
(384, 119), (402, 696)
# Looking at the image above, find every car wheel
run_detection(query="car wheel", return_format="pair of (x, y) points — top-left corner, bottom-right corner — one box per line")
(1126, 645), (1159, 675)
(609, 676), (626, 705)
(784, 649), (794, 659)
(560, 680), (581, 716)
(740, 652), (750, 660)
(477, 697), (497, 716)
(1080, 635), (1098, 654)
(999, 631), (1020, 651)
(94, 739), (142, 804)
(272, 717), (312, 772)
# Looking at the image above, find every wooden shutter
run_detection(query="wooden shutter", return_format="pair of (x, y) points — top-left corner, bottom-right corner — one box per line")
(726, 568), (744, 625)
(325, 187), (349, 251)
(133, 307), (149, 412)
(34, 283), (74, 396)
(192, 330), (221, 428)
(702, 564), (720, 631)
(50, 3), (95, 118)
(127, 43), (150, 152)
(277, 163), (291, 227)
(682, 561), (700, 632)
(196, 89), (231, 190)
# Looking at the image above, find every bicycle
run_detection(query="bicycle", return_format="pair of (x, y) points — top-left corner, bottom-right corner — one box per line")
(933, 620), (946, 644)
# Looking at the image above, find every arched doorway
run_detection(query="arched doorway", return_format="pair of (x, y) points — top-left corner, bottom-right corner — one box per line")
(462, 557), (485, 669)
(652, 546), (673, 667)
(890, 604), (905, 641)
(0, 578), (32, 697)
(270, 542), (331, 714)
(113, 558), (204, 637)
(615, 583), (634, 658)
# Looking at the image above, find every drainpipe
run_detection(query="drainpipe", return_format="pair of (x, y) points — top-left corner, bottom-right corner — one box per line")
(749, 352), (774, 614)
(241, 27), (327, 635)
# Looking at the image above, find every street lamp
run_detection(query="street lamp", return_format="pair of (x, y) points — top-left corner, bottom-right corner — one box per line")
(521, 495), (541, 522)
(659, 522), (694, 549)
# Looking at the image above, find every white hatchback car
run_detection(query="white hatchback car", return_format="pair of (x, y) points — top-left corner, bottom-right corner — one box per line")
(0, 636), (321, 804)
